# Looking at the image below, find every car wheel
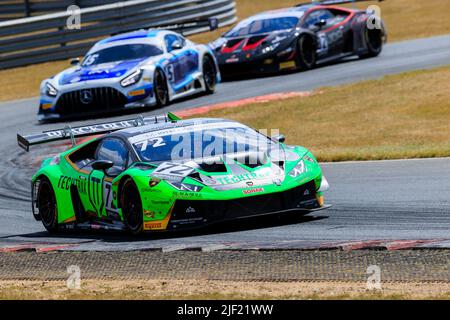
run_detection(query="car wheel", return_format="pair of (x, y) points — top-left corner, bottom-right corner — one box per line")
(153, 69), (169, 107)
(121, 178), (143, 235)
(359, 27), (383, 58)
(202, 55), (217, 94)
(295, 34), (316, 70)
(37, 177), (58, 233)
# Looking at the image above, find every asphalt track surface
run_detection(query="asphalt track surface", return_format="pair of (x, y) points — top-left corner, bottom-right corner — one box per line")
(0, 35), (449, 250)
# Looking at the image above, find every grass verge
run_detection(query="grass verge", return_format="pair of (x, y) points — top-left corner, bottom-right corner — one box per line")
(1, 0), (450, 102)
(198, 65), (450, 162)
(0, 280), (448, 300)
(191, 0), (450, 44)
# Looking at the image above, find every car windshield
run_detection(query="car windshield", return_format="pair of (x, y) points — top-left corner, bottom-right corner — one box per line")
(82, 44), (163, 66)
(129, 122), (277, 163)
(225, 16), (299, 37)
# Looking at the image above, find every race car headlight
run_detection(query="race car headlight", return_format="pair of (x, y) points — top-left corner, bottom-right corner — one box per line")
(303, 154), (317, 164)
(289, 160), (306, 178)
(45, 83), (58, 97)
(262, 45), (275, 54)
(121, 69), (143, 87)
(170, 182), (203, 192)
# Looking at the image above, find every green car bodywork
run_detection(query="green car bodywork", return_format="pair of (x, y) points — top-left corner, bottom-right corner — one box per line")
(24, 116), (329, 234)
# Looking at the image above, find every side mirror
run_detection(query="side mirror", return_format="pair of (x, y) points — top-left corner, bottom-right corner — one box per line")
(170, 40), (183, 51)
(314, 19), (327, 29)
(92, 160), (114, 172)
(272, 134), (286, 143)
(70, 58), (80, 66)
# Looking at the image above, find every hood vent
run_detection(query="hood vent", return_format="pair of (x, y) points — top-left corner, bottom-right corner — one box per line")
(225, 38), (245, 48)
(247, 35), (268, 45)
(196, 162), (228, 173)
(232, 152), (267, 169)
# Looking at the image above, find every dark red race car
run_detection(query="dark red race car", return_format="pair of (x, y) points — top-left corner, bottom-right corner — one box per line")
(209, 0), (387, 77)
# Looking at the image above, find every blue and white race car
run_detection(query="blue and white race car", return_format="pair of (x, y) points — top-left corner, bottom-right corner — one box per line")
(38, 28), (220, 122)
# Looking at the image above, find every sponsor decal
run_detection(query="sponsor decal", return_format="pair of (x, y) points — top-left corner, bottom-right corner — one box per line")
(225, 55), (239, 63)
(144, 210), (156, 219)
(57, 175), (87, 194)
(213, 171), (271, 185)
(185, 207), (196, 214)
(151, 200), (170, 205)
(128, 89), (146, 97)
(246, 181), (254, 186)
(144, 221), (164, 230)
(279, 60), (296, 70)
(173, 191), (202, 198)
(143, 206), (172, 231)
(43, 119), (140, 139)
(243, 187), (264, 195)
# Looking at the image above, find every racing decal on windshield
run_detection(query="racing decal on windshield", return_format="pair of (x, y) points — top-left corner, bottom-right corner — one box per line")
(135, 137), (166, 152)
(128, 122), (246, 143)
(88, 173), (104, 217)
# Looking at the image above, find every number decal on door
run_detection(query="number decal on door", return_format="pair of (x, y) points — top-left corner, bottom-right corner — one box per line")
(165, 64), (175, 83)
(104, 182), (113, 211)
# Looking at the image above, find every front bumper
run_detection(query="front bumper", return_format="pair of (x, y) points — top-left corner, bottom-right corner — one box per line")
(217, 42), (298, 77)
(218, 56), (298, 77)
(146, 180), (330, 231)
(38, 84), (154, 122)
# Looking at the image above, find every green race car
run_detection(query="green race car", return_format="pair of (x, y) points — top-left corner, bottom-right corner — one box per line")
(17, 113), (330, 235)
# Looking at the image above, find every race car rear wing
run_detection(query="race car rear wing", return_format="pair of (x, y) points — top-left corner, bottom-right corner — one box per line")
(159, 17), (220, 35)
(297, 0), (384, 6)
(115, 17), (219, 36)
(17, 112), (181, 152)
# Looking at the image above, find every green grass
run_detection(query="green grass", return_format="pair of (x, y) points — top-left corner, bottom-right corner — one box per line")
(198, 65), (450, 162)
(2, 0), (450, 102)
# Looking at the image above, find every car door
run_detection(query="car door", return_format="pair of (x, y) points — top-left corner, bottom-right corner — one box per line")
(302, 9), (346, 58)
(88, 138), (130, 219)
(164, 34), (199, 88)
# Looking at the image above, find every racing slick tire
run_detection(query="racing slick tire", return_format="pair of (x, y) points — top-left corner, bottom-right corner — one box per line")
(202, 55), (217, 94)
(154, 68), (169, 107)
(359, 27), (383, 59)
(295, 34), (316, 71)
(121, 178), (143, 235)
(37, 177), (58, 233)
